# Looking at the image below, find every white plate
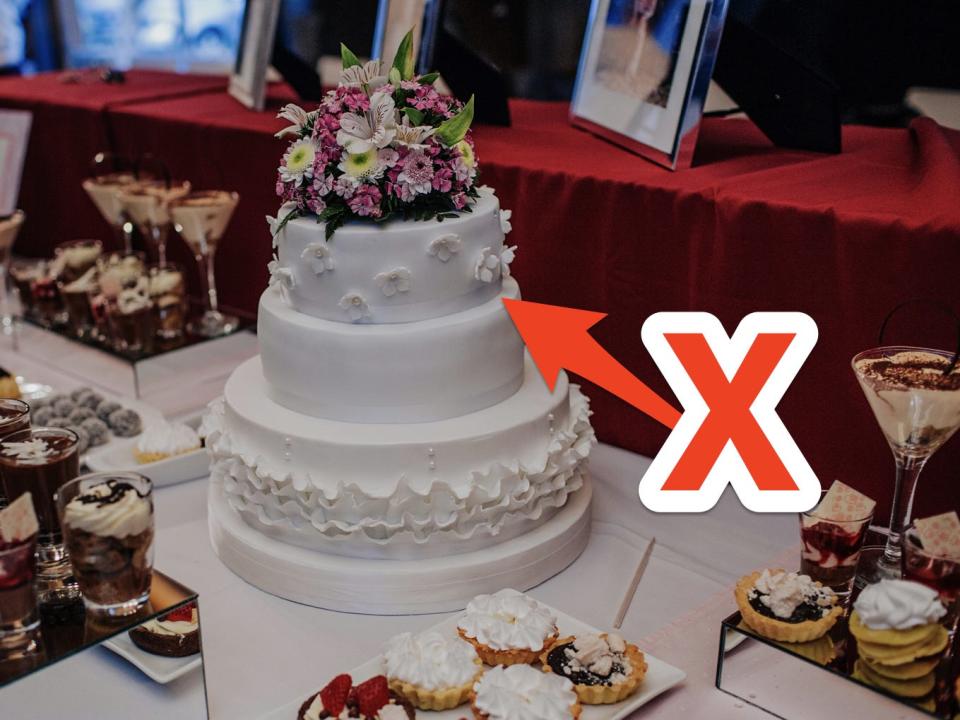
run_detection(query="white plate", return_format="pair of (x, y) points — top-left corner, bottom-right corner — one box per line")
(85, 413), (208, 488)
(103, 630), (202, 684)
(261, 594), (686, 720)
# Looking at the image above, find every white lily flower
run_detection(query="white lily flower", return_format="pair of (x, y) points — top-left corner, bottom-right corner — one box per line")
(336, 91), (397, 154)
(274, 103), (311, 138)
(339, 60), (389, 90)
(393, 117), (436, 150)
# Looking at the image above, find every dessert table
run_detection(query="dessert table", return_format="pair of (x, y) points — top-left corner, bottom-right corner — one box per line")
(0, 338), (802, 719)
(2, 70), (960, 518)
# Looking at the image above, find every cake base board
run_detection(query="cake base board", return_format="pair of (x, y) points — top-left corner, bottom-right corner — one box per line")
(207, 478), (592, 615)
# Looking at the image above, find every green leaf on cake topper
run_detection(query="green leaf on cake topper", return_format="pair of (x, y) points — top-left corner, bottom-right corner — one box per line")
(436, 95), (475, 146)
(402, 107), (425, 125)
(392, 29), (416, 81)
(389, 67), (402, 86)
(418, 72), (439, 85)
(340, 43), (362, 70)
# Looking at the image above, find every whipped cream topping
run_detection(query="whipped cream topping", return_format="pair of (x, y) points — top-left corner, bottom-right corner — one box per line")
(116, 276), (151, 314)
(559, 634), (631, 682)
(750, 570), (835, 619)
(303, 691), (406, 720)
(139, 617), (197, 636)
(854, 579), (946, 630)
(148, 269), (183, 297)
(59, 244), (101, 270)
(63, 266), (99, 293)
(457, 589), (557, 651)
(136, 421), (200, 457)
(63, 479), (152, 539)
(2, 438), (53, 465)
(98, 256), (144, 297)
(473, 665), (577, 720)
(384, 630), (479, 690)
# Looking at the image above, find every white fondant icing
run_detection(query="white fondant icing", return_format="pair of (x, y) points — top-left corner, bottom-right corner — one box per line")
(200, 356), (594, 558)
(258, 279), (525, 423)
(276, 187), (504, 323)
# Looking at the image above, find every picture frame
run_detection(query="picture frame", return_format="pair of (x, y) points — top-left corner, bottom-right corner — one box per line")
(0, 109), (32, 217)
(571, 0), (728, 170)
(229, 0), (282, 111)
(372, 0), (444, 73)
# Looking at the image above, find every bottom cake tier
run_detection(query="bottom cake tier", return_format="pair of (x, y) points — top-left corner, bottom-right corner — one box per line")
(201, 354), (595, 560)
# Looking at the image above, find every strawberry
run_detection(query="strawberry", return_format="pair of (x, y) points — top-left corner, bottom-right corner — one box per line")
(320, 674), (352, 716)
(354, 675), (390, 717)
(162, 604), (195, 623)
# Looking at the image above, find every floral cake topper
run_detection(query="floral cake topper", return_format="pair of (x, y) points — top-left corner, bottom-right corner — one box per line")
(273, 30), (479, 240)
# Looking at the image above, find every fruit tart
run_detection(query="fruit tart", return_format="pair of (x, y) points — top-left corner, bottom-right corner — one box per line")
(129, 602), (200, 657)
(735, 569), (841, 642)
(298, 674), (415, 720)
(540, 633), (646, 704)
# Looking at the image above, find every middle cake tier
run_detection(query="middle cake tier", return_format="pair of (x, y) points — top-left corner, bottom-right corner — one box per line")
(258, 276), (525, 423)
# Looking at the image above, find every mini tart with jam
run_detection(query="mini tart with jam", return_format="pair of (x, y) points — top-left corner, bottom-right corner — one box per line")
(129, 603), (200, 657)
(540, 633), (646, 705)
(298, 675), (415, 720)
(735, 569), (841, 643)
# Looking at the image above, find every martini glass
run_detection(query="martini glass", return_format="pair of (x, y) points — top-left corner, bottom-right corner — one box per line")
(169, 191), (239, 338)
(82, 171), (138, 254)
(0, 211), (25, 334)
(852, 346), (960, 584)
(118, 179), (191, 265)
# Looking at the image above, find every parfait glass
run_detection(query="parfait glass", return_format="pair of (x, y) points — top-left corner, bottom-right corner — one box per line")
(81, 153), (137, 254)
(902, 523), (960, 633)
(0, 211), (25, 335)
(852, 346), (960, 585)
(118, 179), (191, 265)
(169, 191), (239, 338)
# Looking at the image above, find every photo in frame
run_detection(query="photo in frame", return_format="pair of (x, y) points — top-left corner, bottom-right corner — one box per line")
(571, 0), (728, 169)
(372, 0), (444, 73)
(0, 110), (32, 217)
(229, 0), (282, 111)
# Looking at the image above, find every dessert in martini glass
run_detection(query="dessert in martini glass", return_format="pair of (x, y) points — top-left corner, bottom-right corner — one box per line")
(81, 163), (137, 254)
(852, 347), (960, 584)
(170, 190), (239, 337)
(118, 179), (191, 265)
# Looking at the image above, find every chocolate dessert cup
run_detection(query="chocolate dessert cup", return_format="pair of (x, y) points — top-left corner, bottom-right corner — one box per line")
(54, 239), (102, 285)
(147, 263), (187, 339)
(0, 400), (30, 440)
(57, 473), (154, 618)
(0, 428), (80, 604)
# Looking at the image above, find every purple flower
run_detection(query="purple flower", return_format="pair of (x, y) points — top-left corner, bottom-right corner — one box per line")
(451, 192), (468, 209)
(313, 174), (335, 196)
(334, 176), (357, 199)
(432, 166), (453, 193)
(396, 150), (435, 197)
(348, 185), (383, 218)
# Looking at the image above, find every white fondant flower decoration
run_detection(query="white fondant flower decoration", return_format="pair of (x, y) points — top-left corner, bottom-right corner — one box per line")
(339, 292), (371, 321)
(375, 267), (412, 297)
(393, 116), (437, 151)
(278, 138), (316, 183)
(268, 254), (296, 295)
(339, 60), (388, 89)
(266, 201), (299, 248)
(427, 234), (462, 263)
(475, 247), (501, 283)
(274, 103), (311, 138)
(300, 243), (335, 275)
(500, 245), (518, 277)
(499, 208), (513, 235)
(336, 91), (397, 154)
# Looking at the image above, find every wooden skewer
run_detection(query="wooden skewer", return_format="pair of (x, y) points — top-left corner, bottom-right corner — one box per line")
(613, 536), (656, 629)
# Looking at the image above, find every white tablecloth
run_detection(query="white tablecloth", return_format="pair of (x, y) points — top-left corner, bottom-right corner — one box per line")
(0, 335), (801, 720)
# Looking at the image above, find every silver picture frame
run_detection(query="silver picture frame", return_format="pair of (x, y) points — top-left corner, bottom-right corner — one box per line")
(571, 0), (728, 170)
(372, 0), (444, 72)
(228, 0), (282, 111)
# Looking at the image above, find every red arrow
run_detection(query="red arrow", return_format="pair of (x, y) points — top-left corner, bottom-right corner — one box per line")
(503, 298), (680, 429)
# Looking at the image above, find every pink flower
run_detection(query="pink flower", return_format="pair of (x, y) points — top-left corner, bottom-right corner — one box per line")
(432, 166), (453, 193)
(334, 176), (357, 199)
(396, 150), (435, 197)
(313, 174), (335, 196)
(348, 185), (383, 218)
(451, 192), (468, 209)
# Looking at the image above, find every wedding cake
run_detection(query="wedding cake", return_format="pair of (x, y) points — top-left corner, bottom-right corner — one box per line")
(204, 38), (594, 613)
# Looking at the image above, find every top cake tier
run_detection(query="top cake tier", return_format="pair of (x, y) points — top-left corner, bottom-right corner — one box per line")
(275, 187), (511, 324)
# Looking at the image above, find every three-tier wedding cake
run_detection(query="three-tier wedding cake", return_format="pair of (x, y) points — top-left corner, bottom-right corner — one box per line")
(204, 39), (595, 613)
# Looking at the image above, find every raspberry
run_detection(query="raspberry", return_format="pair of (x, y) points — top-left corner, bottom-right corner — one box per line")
(320, 674), (352, 716)
(354, 675), (390, 717)
(163, 604), (194, 623)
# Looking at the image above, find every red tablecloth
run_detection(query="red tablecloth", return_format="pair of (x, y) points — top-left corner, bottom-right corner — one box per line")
(3, 72), (960, 518)
(0, 70), (226, 258)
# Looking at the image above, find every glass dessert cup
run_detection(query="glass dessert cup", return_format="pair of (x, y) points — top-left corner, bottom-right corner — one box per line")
(799, 496), (873, 598)
(0, 211), (25, 334)
(852, 346), (960, 585)
(106, 292), (156, 356)
(54, 239), (102, 284)
(9, 258), (45, 319)
(0, 400), (30, 441)
(902, 524), (960, 632)
(56, 472), (154, 619)
(82, 171), (137, 255)
(28, 273), (63, 328)
(170, 190), (239, 338)
(0, 427), (80, 605)
(118, 179), (191, 265)
(147, 262), (187, 340)
(0, 534), (40, 657)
